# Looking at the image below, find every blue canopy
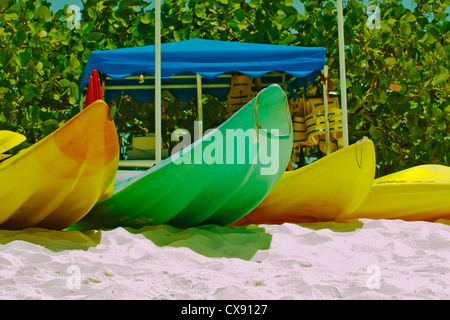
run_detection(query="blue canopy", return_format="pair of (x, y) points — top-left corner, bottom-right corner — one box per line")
(79, 39), (326, 102)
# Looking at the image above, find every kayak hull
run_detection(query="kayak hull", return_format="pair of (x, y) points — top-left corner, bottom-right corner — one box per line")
(234, 138), (376, 225)
(70, 84), (293, 230)
(344, 164), (450, 222)
(0, 101), (119, 230)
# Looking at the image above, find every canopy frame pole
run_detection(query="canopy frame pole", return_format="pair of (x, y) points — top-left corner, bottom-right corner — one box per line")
(337, 0), (349, 147)
(281, 74), (287, 91)
(155, 0), (162, 164)
(79, 93), (86, 111)
(322, 66), (331, 155)
(196, 73), (203, 139)
(101, 79), (106, 98)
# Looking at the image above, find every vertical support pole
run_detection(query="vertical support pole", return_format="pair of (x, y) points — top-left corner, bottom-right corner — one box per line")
(79, 93), (86, 111)
(281, 74), (287, 92)
(101, 79), (106, 99)
(155, 0), (162, 164)
(322, 66), (331, 155)
(196, 73), (203, 139)
(337, 0), (349, 147)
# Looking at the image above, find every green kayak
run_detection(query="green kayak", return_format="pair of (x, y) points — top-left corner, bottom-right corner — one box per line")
(69, 84), (293, 230)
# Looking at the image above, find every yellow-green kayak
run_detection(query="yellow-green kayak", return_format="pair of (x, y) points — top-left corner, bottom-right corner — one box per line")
(344, 164), (450, 222)
(0, 101), (119, 230)
(234, 138), (376, 225)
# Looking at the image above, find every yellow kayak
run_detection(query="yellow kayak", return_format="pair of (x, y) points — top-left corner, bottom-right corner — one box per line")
(0, 130), (26, 155)
(0, 100), (119, 230)
(234, 137), (376, 225)
(344, 164), (450, 222)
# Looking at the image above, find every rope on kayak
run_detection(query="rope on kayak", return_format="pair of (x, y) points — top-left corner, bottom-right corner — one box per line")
(355, 136), (369, 169)
(285, 97), (292, 135)
(253, 91), (262, 143)
(253, 89), (292, 143)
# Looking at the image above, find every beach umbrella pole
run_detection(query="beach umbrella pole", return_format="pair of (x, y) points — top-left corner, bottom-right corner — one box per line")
(337, 0), (349, 147)
(155, 0), (162, 163)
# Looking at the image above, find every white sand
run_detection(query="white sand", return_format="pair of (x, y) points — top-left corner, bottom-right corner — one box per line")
(0, 219), (449, 300)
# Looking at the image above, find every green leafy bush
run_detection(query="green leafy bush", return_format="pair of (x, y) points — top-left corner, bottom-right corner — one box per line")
(0, 0), (448, 175)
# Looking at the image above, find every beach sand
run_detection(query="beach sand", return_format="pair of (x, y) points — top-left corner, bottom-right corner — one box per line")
(0, 218), (449, 300)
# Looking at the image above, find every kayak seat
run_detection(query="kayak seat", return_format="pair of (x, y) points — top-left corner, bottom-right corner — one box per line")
(127, 132), (169, 160)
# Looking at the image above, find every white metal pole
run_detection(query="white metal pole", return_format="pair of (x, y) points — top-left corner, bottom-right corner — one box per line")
(337, 0), (349, 147)
(155, 0), (162, 163)
(196, 73), (203, 139)
(322, 66), (330, 155)
(79, 93), (85, 111)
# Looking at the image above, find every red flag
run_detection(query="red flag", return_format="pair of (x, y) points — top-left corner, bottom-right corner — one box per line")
(84, 69), (103, 108)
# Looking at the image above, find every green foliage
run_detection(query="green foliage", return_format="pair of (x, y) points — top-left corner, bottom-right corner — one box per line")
(0, 0), (448, 175)
(0, 0), (152, 146)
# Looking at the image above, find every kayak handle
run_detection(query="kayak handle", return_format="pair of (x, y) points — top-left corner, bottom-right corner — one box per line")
(253, 87), (292, 143)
